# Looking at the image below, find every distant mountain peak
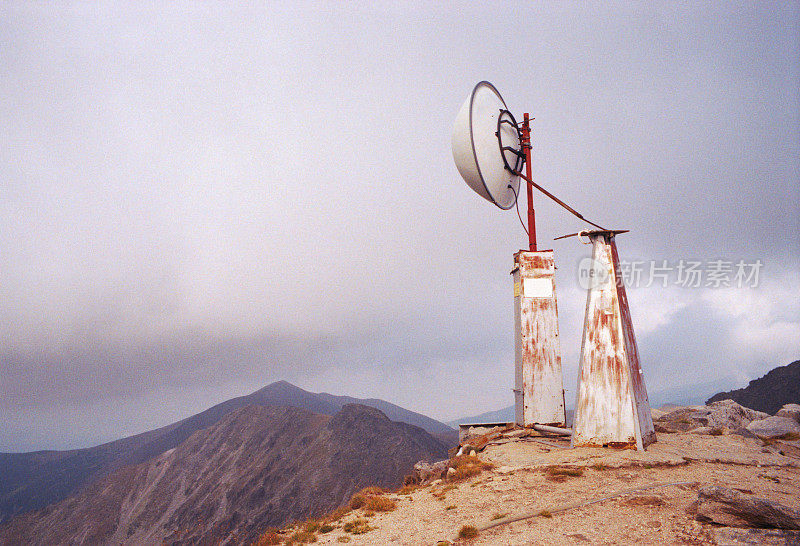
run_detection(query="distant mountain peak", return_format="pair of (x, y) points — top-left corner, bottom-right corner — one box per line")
(706, 360), (800, 414)
(0, 379), (457, 525)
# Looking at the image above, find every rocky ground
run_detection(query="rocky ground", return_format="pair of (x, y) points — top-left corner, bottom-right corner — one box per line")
(276, 401), (800, 545)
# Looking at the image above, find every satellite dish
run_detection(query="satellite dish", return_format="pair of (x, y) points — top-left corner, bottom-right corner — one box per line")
(452, 81), (522, 210)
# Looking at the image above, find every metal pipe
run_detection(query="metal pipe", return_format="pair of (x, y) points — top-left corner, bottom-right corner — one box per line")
(522, 113), (536, 251)
(532, 423), (572, 436)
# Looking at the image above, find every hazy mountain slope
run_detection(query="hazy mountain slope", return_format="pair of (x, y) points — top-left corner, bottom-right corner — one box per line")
(706, 360), (800, 414)
(0, 381), (454, 523)
(446, 405), (515, 427)
(0, 404), (447, 546)
(317, 392), (458, 447)
(447, 406), (575, 428)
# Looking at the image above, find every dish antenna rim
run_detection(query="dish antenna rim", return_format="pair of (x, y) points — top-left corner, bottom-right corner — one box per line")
(452, 80), (522, 210)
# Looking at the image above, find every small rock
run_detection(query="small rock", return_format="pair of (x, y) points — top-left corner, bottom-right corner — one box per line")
(690, 426), (715, 435)
(746, 416), (800, 439)
(566, 533), (590, 542)
(693, 486), (800, 529)
(776, 404), (800, 424)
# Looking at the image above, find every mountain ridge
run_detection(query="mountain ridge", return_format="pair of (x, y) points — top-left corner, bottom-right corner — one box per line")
(0, 381), (456, 524)
(706, 359), (800, 414)
(0, 403), (448, 545)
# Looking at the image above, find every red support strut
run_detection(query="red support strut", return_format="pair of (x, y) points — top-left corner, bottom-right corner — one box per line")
(521, 113), (536, 251)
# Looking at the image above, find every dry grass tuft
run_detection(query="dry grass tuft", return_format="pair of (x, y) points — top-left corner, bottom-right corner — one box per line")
(544, 466), (584, 482)
(398, 484), (417, 495)
(286, 530), (317, 544)
(458, 525), (479, 539)
(447, 455), (494, 482)
(324, 506), (351, 522)
(349, 494), (367, 510)
(342, 518), (372, 535)
(318, 524), (334, 534)
(539, 510), (553, 518)
(358, 486), (384, 496)
(709, 427), (724, 436)
(365, 496), (396, 512)
(490, 512), (507, 520)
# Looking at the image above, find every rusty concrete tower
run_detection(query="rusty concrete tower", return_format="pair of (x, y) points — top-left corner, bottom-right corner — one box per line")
(511, 250), (566, 426)
(571, 231), (655, 450)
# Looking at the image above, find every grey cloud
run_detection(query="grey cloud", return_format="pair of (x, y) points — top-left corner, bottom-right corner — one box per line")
(1, 3), (798, 450)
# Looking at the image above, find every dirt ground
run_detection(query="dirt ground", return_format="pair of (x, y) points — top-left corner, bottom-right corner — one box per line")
(312, 431), (800, 545)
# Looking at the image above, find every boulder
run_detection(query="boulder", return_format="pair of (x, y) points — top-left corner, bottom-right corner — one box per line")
(655, 407), (711, 432)
(746, 416), (800, 439)
(706, 399), (769, 429)
(655, 400), (768, 433)
(776, 404), (800, 424)
(694, 486), (800, 529)
(729, 427), (760, 440)
(413, 460), (448, 484)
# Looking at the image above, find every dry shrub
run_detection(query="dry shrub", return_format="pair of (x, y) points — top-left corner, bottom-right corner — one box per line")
(349, 494), (367, 510)
(780, 432), (800, 441)
(539, 510), (553, 518)
(304, 521), (321, 533)
(342, 518), (372, 535)
(709, 427), (724, 436)
(447, 455), (494, 482)
(398, 484), (417, 495)
(365, 496), (396, 512)
(318, 524), (334, 534)
(358, 486), (383, 496)
(490, 512), (507, 521)
(287, 530), (317, 544)
(544, 466), (584, 482)
(324, 506), (351, 522)
(458, 525), (479, 539)
(254, 528), (282, 545)
(337, 537), (351, 543)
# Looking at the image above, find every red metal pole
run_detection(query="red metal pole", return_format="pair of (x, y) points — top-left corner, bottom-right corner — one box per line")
(522, 113), (536, 251)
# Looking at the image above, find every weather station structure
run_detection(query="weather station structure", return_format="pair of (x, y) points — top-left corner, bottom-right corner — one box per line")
(451, 81), (655, 450)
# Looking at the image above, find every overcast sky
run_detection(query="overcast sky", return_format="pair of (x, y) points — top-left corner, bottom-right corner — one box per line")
(2, 2), (798, 451)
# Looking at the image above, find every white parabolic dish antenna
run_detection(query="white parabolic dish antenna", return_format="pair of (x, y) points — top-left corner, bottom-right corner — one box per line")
(452, 81), (522, 210)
